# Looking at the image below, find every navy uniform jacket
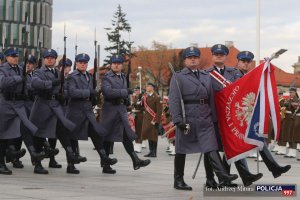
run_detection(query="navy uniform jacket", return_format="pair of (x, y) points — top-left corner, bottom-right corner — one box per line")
(66, 70), (107, 140)
(0, 62), (38, 139)
(101, 70), (137, 142)
(206, 66), (242, 150)
(168, 67), (218, 154)
(29, 66), (76, 138)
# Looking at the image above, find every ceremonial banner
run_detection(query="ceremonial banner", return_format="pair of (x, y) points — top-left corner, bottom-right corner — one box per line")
(213, 59), (281, 163)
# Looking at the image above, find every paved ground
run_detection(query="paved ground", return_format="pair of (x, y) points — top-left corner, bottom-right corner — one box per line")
(0, 138), (299, 200)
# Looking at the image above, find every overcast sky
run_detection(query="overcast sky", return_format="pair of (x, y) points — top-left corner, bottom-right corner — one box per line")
(52, 0), (300, 72)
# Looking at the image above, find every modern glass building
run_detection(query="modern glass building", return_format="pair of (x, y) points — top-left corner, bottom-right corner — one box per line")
(0, 0), (53, 59)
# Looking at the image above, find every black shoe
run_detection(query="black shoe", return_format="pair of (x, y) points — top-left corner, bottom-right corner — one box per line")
(144, 151), (153, 157)
(0, 164), (12, 175)
(242, 173), (263, 187)
(101, 157), (118, 167)
(133, 159), (151, 170)
(76, 155), (87, 163)
(49, 159), (62, 168)
(174, 175), (192, 190)
(34, 164), (48, 174)
(12, 160), (24, 168)
(6, 148), (26, 163)
(205, 178), (219, 189)
(67, 165), (80, 174)
(44, 147), (59, 158)
(272, 165), (291, 178)
(102, 165), (116, 174)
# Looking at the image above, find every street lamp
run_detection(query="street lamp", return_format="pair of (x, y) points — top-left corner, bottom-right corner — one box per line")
(138, 66), (142, 93)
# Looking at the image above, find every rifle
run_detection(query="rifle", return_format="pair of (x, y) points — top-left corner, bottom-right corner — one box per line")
(93, 28), (97, 89)
(21, 12), (29, 94)
(126, 43), (132, 87)
(60, 24), (67, 95)
(73, 33), (78, 71)
(37, 26), (42, 69)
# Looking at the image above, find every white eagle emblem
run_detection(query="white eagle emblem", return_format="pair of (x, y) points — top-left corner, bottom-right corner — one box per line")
(235, 92), (256, 127)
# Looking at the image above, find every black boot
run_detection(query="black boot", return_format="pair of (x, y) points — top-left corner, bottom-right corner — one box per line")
(102, 164), (116, 174)
(206, 151), (238, 183)
(34, 161), (48, 174)
(0, 145), (12, 175)
(174, 153), (192, 190)
(66, 146), (87, 164)
(66, 163), (80, 174)
(99, 149), (117, 167)
(72, 140), (87, 163)
(0, 164), (12, 175)
(235, 159), (263, 186)
(151, 141), (157, 157)
(259, 142), (291, 178)
(130, 151), (151, 170)
(28, 145), (46, 166)
(12, 159), (24, 168)
(49, 156), (62, 168)
(219, 154), (238, 187)
(204, 154), (218, 189)
(144, 140), (153, 157)
(5, 145), (26, 163)
(43, 141), (59, 158)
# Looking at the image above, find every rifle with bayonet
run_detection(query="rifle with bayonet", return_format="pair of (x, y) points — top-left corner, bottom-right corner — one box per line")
(73, 33), (77, 71)
(21, 12), (29, 94)
(91, 28), (98, 106)
(60, 24), (67, 96)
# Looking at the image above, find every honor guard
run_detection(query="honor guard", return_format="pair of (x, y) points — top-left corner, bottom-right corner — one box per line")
(131, 87), (144, 153)
(101, 55), (151, 174)
(141, 82), (162, 157)
(169, 46), (238, 190)
(283, 87), (300, 159)
(29, 49), (86, 174)
(0, 48), (37, 174)
(65, 53), (117, 174)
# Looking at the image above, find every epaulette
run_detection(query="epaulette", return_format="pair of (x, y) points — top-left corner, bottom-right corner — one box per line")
(70, 70), (80, 76)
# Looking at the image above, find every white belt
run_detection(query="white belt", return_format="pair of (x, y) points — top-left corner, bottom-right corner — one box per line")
(285, 111), (292, 114)
(296, 113), (300, 116)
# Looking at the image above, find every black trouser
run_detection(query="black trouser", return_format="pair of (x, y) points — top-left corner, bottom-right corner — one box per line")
(0, 139), (7, 165)
(33, 120), (72, 153)
(88, 123), (105, 152)
(174, 153), (186, 177)
(103, 131), (134, 157)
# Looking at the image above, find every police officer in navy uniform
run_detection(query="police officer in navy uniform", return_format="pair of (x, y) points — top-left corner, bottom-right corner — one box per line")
(101, 55), (151, 174)
(66, 53), (117, 174)
(30, 49), (86, 174)
(236, 50), (291, 178)
(46, 57), (73, 169)
(169, 46), (238, 190)
(0, 48), (37, 174)
(206, 44), (263, 187)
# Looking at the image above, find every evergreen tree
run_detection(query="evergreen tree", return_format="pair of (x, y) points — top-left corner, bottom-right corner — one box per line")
(104, 4), (133, 65)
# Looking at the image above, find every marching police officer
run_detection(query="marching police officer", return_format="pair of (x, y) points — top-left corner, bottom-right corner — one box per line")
(0, 48), (36, 174)
(101, 55), (151, 173)
(66, 53), (117, 174)
(30, 49), (86, 174)
(141, 82), (162, 157)
(47, 57), (73, 169)
(236, 50), (291, 178)
(169, 46), (238, 190)
(206, 45), (262, 187)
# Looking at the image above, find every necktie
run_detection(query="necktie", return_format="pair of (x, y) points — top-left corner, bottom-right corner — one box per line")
(220, 68), (224, 75)
(193, 70), (198, 79)
(12, 67), (19, 75)
(84, 73), (89, 81)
